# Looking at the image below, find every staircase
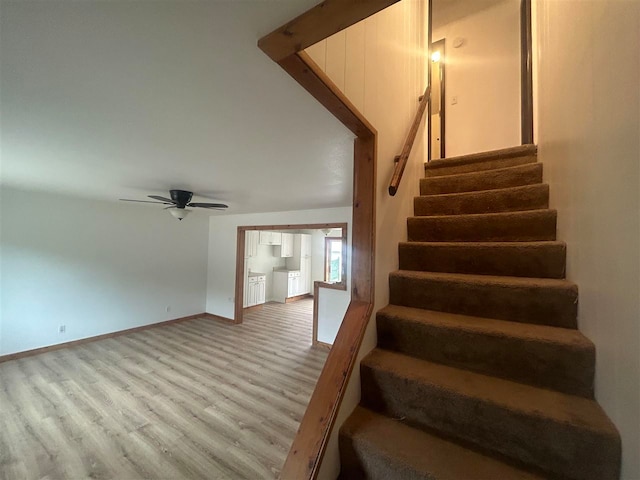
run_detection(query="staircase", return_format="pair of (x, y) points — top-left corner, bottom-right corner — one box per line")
(339, 145), (621, 480)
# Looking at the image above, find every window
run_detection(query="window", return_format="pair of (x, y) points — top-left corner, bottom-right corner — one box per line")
(324, 237), (343, 283)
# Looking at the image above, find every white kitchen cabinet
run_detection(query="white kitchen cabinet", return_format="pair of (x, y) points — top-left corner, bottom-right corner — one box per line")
(274, 233), (294, 258)
(246, 274), (266, 307)
(259, 231), (282, 246)
(273, 270), (301, 303)
(244, 231), (259, 258)
(287, 234), (312, 295)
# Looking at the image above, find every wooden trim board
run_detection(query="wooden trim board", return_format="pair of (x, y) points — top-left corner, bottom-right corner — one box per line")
(0, 313), (210, 364)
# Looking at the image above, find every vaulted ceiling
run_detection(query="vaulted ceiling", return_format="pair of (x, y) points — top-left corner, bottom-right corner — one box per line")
(0, 0), (355, 214)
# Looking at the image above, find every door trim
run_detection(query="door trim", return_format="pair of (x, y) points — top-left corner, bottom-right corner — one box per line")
(427, 0), (534, 158)
(235, 222), (348, 325)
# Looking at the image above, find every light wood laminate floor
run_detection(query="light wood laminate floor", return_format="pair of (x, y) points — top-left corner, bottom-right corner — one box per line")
(0, 298), (327, 479)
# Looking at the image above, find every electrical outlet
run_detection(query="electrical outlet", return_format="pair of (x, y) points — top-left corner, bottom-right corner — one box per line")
(58, 325), (66, 334)
(166, 305), (171, 313)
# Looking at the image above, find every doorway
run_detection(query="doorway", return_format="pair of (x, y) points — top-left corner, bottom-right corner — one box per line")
(234, 223), (348, 347)
(430, 38), (446, 160)
(427, 0), (533, 159)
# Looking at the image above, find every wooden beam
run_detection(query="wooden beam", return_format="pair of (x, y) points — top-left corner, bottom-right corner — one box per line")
(278, 52), (376, 138)
(280, 300), (373, 479)
(258, 0), (400, 62)
(351, 134), (376, 303)
(234, 227), (246, 324)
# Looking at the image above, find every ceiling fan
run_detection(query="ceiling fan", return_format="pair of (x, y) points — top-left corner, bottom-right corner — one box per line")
(120, 189), (228, 220)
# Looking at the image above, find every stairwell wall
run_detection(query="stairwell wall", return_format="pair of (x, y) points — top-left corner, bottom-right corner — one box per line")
(533, 1), (640, 478)
(305, 2), (428, 478)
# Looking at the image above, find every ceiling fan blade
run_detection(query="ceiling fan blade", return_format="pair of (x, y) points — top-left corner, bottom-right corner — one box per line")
(189, 202), (228, 209)
(120, 199), (172, 204)
(148, 195), (175, 203)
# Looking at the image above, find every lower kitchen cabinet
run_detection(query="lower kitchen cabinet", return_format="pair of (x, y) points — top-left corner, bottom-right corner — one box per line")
(246, 274), (266, 307)
(273, 270), (310, 303)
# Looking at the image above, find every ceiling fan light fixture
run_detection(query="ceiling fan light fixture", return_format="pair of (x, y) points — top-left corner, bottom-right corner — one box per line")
(170, 208), (191, 221)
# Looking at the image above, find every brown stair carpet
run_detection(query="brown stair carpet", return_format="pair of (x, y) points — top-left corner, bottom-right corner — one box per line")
(420, 162), (543, 195)
(398, 241), (566, 278)
(339, 145), (621, 480)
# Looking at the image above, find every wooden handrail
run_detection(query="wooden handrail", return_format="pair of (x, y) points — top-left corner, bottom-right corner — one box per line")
(258, 2), (386, 478)
(388, 84), (430, 196)
(284, 300), (373, 478)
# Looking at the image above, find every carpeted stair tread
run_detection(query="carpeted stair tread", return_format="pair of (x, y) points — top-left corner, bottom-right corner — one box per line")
(339, 406), (546, 480)
(376, 304), (594, 397)
(424, 145), (537, 177)
(398, 241), (566, 278)
(407, 209), (556, 242)
(389, 270), (578, 328)
(360, 349), (621, 480)
(414, 184), (549, 216)
(420, 163), (543, 195)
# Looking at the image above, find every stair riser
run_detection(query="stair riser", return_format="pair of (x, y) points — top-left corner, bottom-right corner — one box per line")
(339, 437), (427, 480)
(389, 274), (578, 328)
(425, 155), (536, 177)
(398, 242), (566, 278)
(414, 184), (549, 216)
(421, 163), (543, 195)
(376, 313), (594, 397)
(407, 211), (556, 243)
(360, 364), (620, 480)
(340, 407), (547, 480)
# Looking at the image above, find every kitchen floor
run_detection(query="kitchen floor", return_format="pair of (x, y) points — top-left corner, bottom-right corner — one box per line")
(246, 297), (315, 345)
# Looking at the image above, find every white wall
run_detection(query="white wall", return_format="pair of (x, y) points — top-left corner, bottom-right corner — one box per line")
(307, 2), (428, 478)
(433, 0), (521, 156)
(0, 187), (209, 356)
(246, 241), (287, 302)
(534, 1), (640, 478)
(310, 230), (328, 289)
(317, 288), (350, 345)
(205, 207), (352, 332)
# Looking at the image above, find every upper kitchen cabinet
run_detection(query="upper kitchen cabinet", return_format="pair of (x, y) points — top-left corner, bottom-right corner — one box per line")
(259, 230), (282, 246)
(274, 232), (294, 258)
(245, 230), (259, 258)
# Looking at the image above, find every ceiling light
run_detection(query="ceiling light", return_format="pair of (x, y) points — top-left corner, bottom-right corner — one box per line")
(170, 208), (190, 221)
(321, 228), (332, 236)
(431, 51), (441, 63)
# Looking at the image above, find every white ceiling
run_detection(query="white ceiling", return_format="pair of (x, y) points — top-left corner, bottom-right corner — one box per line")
(0, 0), (355, 215)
